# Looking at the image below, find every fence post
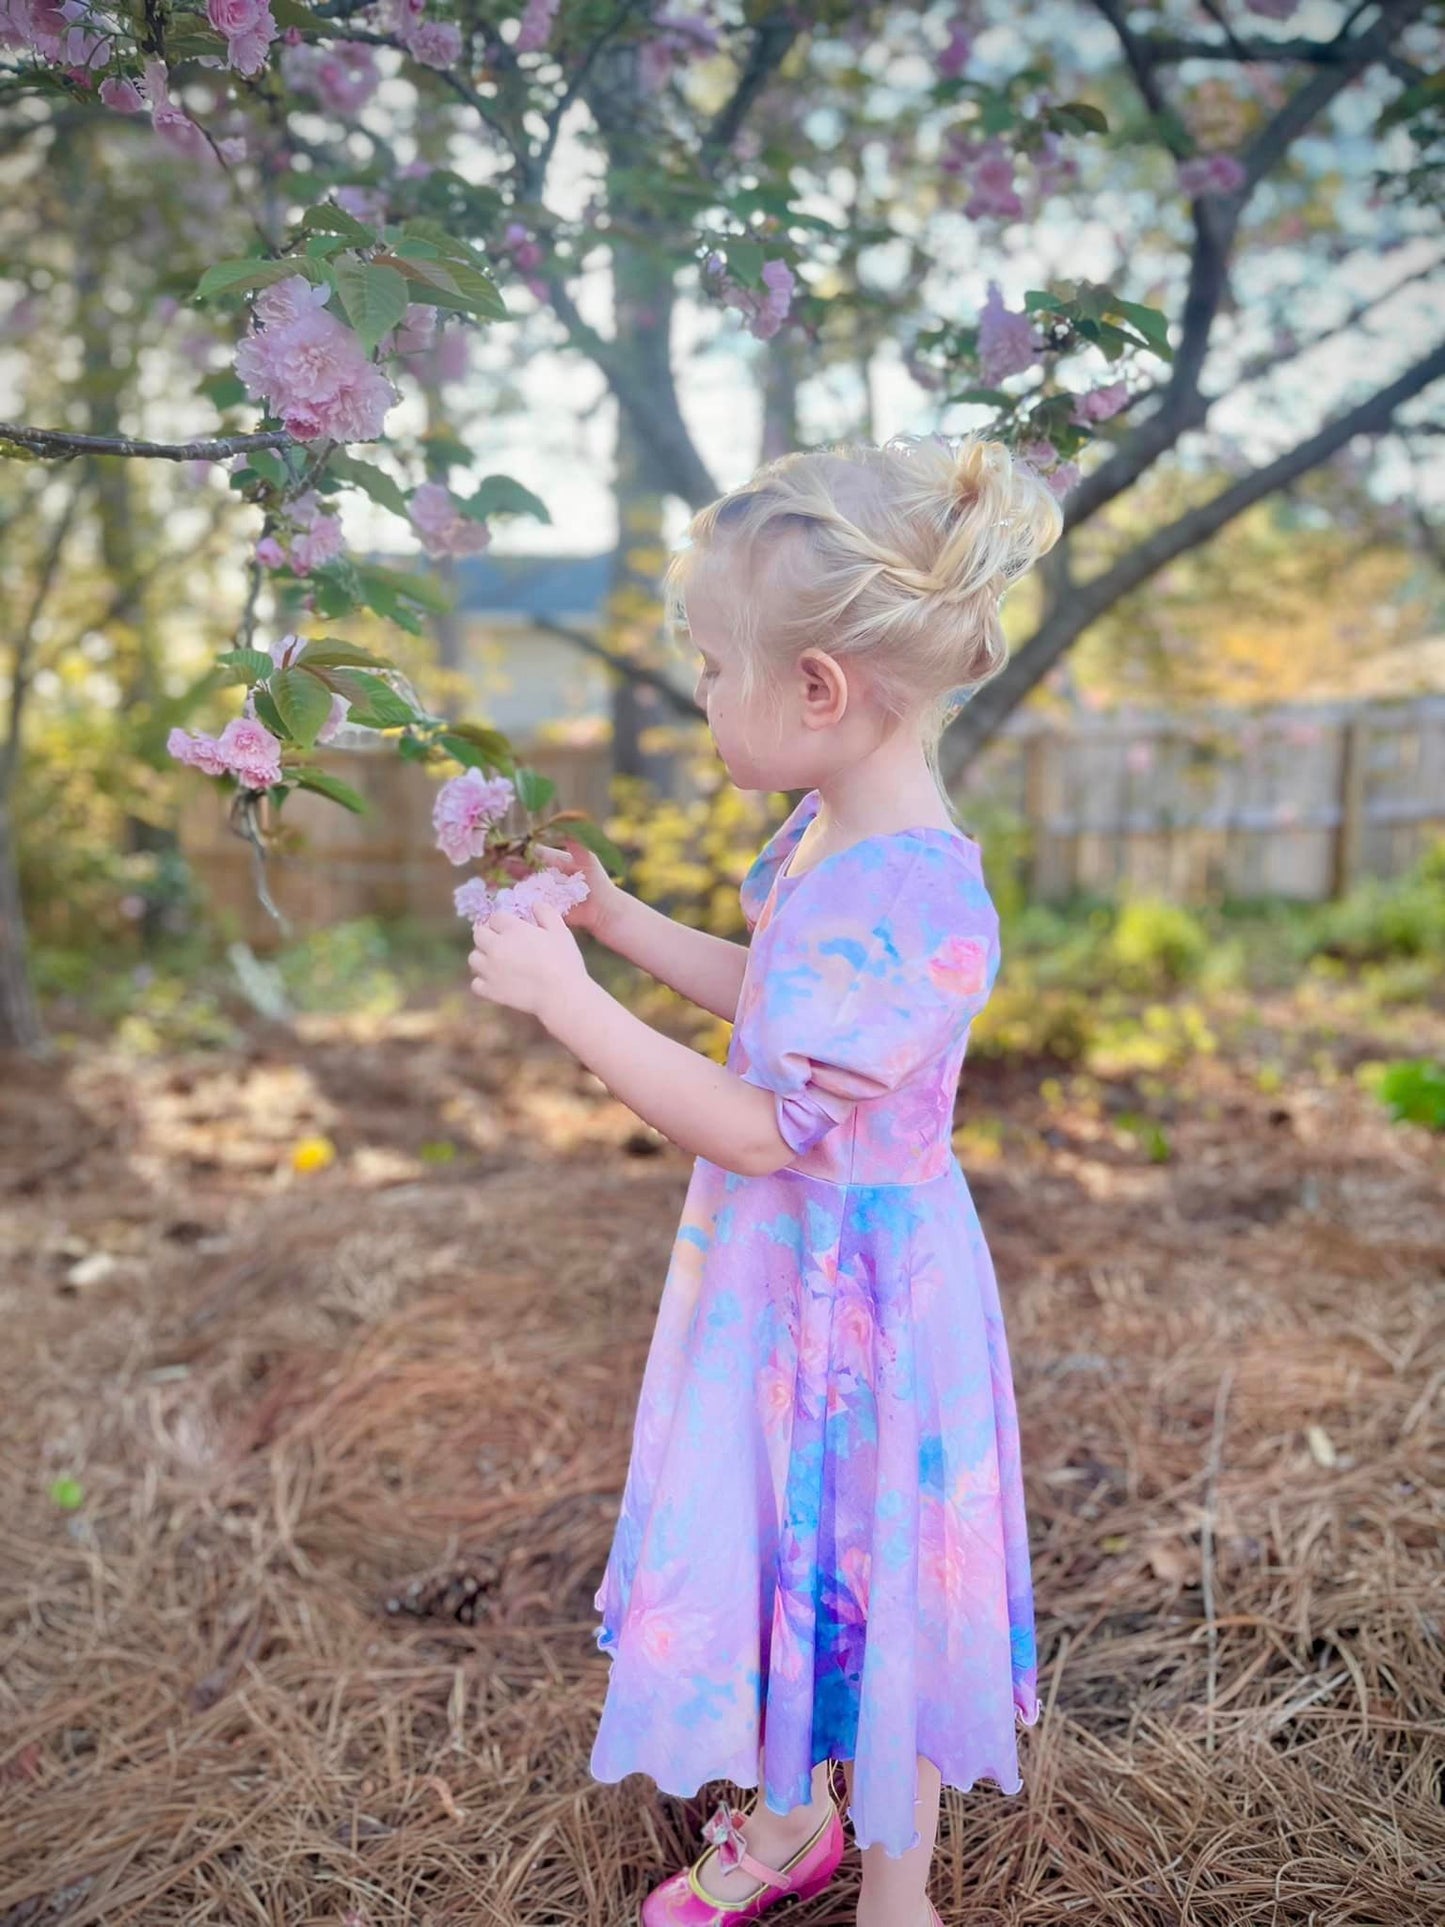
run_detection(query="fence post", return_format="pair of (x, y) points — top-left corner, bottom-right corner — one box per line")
(1332, 714), (1366, 900)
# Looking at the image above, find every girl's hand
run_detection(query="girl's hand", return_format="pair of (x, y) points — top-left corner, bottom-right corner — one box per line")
(499, 837), (623, 942)
(468, 898), (590, 1025)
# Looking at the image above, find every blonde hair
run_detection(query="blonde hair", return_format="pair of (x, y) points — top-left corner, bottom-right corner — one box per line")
(664, 430), (1063, 806)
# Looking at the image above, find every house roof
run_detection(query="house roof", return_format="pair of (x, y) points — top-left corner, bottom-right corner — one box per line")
(451, 552), (613, 618)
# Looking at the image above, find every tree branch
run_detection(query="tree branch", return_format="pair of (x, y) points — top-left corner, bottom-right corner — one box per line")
(531, 614), (705, 720)
(940, 336), (1445, 782)
(0, 423), (293, 463)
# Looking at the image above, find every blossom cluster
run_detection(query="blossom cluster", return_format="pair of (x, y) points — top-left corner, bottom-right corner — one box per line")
(374, 0), (462, 69)
(408, 482), (492, 560)
(456, 865), (589, 928)
(1178, 152), (1248, 199)
(432, 767), (515, 866)
(235, 276), (398, 442)
(206, 0), (276, 76)
(168, 716), (284, 790)
(255, 491), (346, 575)
(701, 253), (796, 342)
(279, 39), (381, 114)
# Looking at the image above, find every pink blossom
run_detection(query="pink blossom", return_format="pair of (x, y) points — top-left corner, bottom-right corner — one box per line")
(638, 11), (721, 93)
(336, 184), (386, 224)
(409, 482), (492, 559)
(99, 75), (145, 113)
(1244, 0), (1298, 14)
(1042, 461), (1080, 500)
(938, 12), (972, 79)
(433, 767), (515, 866)
(288, 515), (345, 573)
(404, 18), (461, 66)
(1017, 437), (1059, 469)
(1178, 152), (1247, 198)
(316, 692), (352, 743)
(217, 134), (247, 163)
(418, 325), (470, 387)
(265, 634), (307, 669)
(207, 0), (266, 37)
(453, 876), (495, 921)
(976, 280), (1041, 385)
(964, 137), (1023, 221)
(234, 276), (398, 443)
(514, 0), (559, 54)
(0, 0), (65, 58)
(167, 726), (231, 778)
(467, 866), (590, 927)
(704, 253), (796, 342)
(389, 303), (437, 357)
(279, 39), (380, 114)
(206, 0), (276, 75)
(1070, 380), (1129, 425)
(255, 534), (287, 568)
(216, 714), (284, 788)
(143, 60), (211, 159)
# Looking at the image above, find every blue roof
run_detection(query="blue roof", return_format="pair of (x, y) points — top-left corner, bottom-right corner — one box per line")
(450, 552), (613, 617)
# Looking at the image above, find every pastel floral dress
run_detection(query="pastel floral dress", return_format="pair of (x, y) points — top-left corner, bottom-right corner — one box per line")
(590, 789), (1041, 1857)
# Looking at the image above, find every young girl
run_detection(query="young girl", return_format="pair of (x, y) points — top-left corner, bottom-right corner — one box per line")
(467, 431), (1060, 1927)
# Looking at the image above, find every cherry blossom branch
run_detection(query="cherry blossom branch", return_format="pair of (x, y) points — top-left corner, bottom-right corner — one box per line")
(940, 334), (1445, 782)
(0, 423), (294, 463)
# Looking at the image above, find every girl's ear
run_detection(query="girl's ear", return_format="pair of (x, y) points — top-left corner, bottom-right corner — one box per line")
(798, 648), (849, 727)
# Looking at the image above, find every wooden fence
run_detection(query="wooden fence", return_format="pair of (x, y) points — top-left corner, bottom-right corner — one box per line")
(179, 693), (1445, 944)
(959, 692), (1445, 902)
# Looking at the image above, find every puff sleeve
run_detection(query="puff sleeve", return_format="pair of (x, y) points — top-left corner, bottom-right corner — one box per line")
(737, 837), (1000, 1160)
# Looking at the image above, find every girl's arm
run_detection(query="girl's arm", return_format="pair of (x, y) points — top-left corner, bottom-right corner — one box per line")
(542, 972), (791, 1176)
(594, 888), (750, 1024)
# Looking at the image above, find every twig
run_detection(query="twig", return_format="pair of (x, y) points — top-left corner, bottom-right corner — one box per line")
(0, 423), (294, 463)
(1200, 1362), (1234, 1754)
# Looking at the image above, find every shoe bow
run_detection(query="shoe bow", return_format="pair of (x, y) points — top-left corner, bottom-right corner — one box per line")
(700, 1802), (750, 1873)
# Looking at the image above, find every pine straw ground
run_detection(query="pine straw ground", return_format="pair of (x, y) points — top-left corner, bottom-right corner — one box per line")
(1, 992), (1442, 1927)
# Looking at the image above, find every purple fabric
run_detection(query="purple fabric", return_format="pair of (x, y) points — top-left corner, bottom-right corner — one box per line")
(590, 790), (1041, 1855)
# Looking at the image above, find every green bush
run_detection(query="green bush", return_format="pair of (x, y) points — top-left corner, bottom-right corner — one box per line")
(1106, 897), (1210, 992)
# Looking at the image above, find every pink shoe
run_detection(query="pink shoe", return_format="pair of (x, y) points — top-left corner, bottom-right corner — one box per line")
(639, 1790), (846, 1925)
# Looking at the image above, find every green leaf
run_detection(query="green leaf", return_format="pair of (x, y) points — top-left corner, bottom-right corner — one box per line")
(723, 238), (766, 288)
(355, 560), (453, 614)
(200, 370), (248, 410)
(246, 449), (289, 489)
(342, 686), (419, 729)
(49, 1476), (84, 1511)
(310, 558), (365, 618)
(296, 639), (395, 671)
(215, 647), (278, 685)
(270, 665), (335, 747)
(399, 217), (491, 270)
(438, 720), (514, 768)
(1051, 99), (1109, 135)
(333, 259), (410, 355)
(556, 814), (628, 878)
(944, 387), (1019, 409)
(456, 473), (551, 525)
(193, 256), (313, 302)
(300, 202), (378, 248)
(513, 767), (556, 814)
(1109, 297), (1173, 357)
(438, 730), (493, 770)
(384, 253), (506, 320)
(293, 768), (369, 814)
(252, 687), (287, 738)
(270, 0), (316, 26)
(1024, 289), (1071, 315)
(327, 451), (412, 519)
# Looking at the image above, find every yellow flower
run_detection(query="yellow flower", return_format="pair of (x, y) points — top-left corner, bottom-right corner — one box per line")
(291, 1135), (337, 1174)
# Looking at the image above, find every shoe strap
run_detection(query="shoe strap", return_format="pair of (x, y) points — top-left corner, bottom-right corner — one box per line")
(699, 1803), (794, 1891)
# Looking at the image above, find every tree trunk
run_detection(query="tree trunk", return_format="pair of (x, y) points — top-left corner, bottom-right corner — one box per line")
(0, 794), (47, 1055)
